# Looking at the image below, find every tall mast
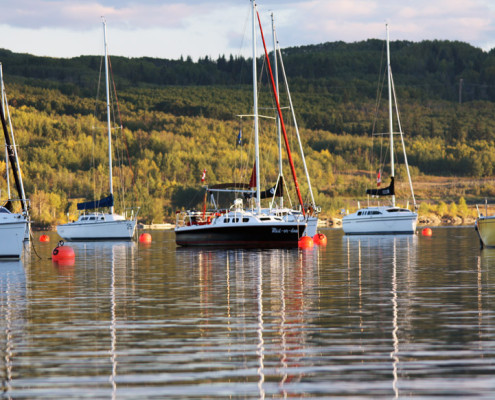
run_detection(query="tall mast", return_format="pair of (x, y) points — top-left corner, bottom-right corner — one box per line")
(0, 64), (10, 199)
(252, 1), (261, 213)
(256, 7), (306, 216)
(271, 13), (283, 208)
(0, 63), (28, 213)
(103, 18), (114, 214)
(386, 24), (395, 207)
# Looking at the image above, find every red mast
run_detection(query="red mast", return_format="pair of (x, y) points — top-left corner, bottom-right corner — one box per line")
(255, 10), (305, 216)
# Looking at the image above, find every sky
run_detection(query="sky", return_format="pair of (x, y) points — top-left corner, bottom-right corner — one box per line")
(0, 0), (494, 60)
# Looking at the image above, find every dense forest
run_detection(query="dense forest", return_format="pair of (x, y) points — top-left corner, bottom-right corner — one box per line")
(0, 38), (495, 226)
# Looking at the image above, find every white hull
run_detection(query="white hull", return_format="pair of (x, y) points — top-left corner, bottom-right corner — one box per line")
(0, 219), (27, 259)
(343, 207), (417, 235)
(475, 216), (495, 247)
(305, 216), (318, 237)
(266, 208), (318, 237)
(57, 214), (136, 241)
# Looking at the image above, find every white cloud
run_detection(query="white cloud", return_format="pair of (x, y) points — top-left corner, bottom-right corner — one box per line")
(0, 0), (494, 59)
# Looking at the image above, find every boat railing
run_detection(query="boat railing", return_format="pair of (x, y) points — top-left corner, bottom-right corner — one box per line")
(0, 197), (30, 215)
(176, 210), (225, 228)
(124, 207), (140, 221)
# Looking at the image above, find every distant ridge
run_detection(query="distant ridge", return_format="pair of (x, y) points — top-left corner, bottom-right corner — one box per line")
(1, 39), (494, 102)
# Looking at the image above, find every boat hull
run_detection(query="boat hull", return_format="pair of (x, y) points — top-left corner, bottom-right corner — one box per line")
(0, 220), (27, 259)
(175, 223), (306, 247)
(343, 210), (418, 235)
(476, 216), (495, 247)
(57, 219), (137, 241)
(304, 216), (318, 237)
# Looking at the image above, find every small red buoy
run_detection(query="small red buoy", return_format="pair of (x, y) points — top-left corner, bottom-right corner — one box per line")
(39, 234), (50, 242)
(52, 241), (75, 262)
(139, 233), (152, 243)
(298, 236), (314, 249)
(422, 227), (433, 237)
(313, 233), (327, 246)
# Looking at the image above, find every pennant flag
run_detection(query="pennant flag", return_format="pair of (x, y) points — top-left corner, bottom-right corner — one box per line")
(236, 128), (242, 147)
(201, 168), (206, 182)
(377, 170), (381, 187)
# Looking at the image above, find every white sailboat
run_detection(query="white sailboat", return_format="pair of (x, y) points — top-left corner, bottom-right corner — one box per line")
(175, 1), (308, 247)
(57, 19), (138, 241)
(0, 64), (28, 259)
(342, 25), (418, 235)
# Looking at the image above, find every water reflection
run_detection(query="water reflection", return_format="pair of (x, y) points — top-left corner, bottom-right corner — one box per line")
(3, 229), (495, 398)
(344, 235), (418, 398)
(175, 247), (320, 397)
(0, 261), (25, 398)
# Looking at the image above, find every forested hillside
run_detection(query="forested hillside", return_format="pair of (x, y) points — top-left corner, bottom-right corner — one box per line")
(0, 39), (494, 226)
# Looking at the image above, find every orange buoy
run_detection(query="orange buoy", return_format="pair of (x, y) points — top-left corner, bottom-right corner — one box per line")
(52, 241), (75, 262)
(298, 236), (314, 249)
(422, 227), (433, 237)
(139, 233), (152, 243)
(39, 234), (50, 242)
(54, 258), (76, 269)
(313, 233), (327, 246)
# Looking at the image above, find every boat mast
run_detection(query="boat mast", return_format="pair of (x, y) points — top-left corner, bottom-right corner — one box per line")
(252, 1), (261, 213)
(276, 32), (317, 211)
(386, 24), (395, 207)
(103, 18), (114, 214)
(271, 13), (283, 208)
(0, 63), (28, 214)
(255, 7), (306, 216)
(0, 64), (10, 200)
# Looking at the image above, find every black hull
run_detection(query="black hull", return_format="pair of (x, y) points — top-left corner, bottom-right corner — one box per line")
(175, 224), (305, 248)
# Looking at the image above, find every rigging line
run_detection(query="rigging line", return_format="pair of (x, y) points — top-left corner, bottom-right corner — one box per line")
(256, 8), (305, 216)
(390, 71), (416, 207)
(92, 55), (105, 204)
(108, 56), (134, 187)
(370, 40), (387, 185)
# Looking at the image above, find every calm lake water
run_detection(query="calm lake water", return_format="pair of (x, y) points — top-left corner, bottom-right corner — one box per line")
(1, 226), (495, 399)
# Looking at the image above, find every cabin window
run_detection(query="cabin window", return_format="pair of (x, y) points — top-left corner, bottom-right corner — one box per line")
(259, 217), (271, 221)
(232, 218), (239, 223)
(89, 216), (96, 221)
(223, 218), (230, 223)
(372, 211), (382, 215)
(100, 217), (104, 220)
(242, 218), (249, 223)
(81, 217), (88, 221)
(357, 212), (362, 216)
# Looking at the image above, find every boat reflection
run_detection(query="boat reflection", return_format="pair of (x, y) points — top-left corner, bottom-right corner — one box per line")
(0, 261), (25, 398)
(70, 241), (136, 399)
(344, 234), (417, 398)
(175, 247), (319, 397)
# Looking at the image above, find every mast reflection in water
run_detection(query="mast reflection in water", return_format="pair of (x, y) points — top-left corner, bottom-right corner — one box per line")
(1, 229), (495, 398)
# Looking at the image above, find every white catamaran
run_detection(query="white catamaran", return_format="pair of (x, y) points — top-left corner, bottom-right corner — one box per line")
(175, 2), (313, 247)
(342, 24), (418, 235)
(57, 19), (138, 241)
(0, 63), (29, 259)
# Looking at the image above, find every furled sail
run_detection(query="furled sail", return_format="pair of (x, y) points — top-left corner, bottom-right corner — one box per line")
(77, 194), (114, 210)
(366, 176), (395, 196)
(244, 182), (283, 199)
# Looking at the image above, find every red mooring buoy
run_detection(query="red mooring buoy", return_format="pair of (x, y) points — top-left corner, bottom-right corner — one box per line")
(313, 233), (327, 246)
(52, 241), (75, 262)
(422, 227), (433, 237)
(298, 236), (314, 249)
(39, 234), (50, 242)
(139, 233), (152, 243)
